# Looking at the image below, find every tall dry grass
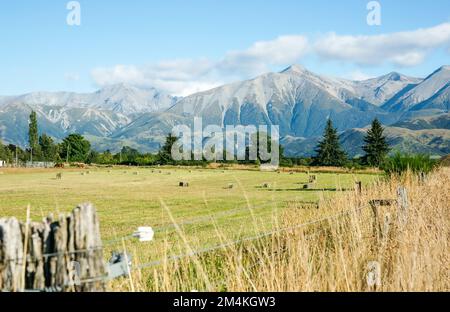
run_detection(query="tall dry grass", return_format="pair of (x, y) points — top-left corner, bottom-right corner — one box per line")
(112, 168), (449, 292)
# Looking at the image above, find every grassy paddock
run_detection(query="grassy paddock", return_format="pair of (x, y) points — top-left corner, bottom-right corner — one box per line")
(122, 168), (448, 292)
(0, 167), (378, 275)
(0, 166), (447, 291)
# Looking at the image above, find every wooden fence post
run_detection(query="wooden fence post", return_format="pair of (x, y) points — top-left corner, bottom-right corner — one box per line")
(355, 181), (362, 195)
(369, 199), (396, 241)
(0, 203), (106, 292)
(397, 187), (408, 228)
(0, 218), (23, 291)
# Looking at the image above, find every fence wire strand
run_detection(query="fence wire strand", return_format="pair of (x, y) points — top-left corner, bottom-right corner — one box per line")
(135, 204), (371, 270)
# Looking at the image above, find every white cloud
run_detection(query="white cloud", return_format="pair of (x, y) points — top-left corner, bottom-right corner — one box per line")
(346, 70), (375, 81)
(315, 23), (450, 67)
(91, 23), (450, 96)
(91, 35), (309, 96)
(218, 35), (309, 76)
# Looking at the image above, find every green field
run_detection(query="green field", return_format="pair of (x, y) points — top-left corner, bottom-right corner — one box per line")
(0, 167), (379, 267)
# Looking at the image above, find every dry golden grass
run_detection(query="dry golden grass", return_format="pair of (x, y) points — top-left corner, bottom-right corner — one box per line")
(114, 167), (449, 292)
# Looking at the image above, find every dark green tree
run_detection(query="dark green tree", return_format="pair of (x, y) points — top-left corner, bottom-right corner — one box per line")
(118, 146), (140, 164)
(158, 133), (179, 164)
(0, 139), (6, 160)
(28, 111), (42, 159)
(96, 150), (114, 164)
(39, 134), (59, 161)
(362, 118), (390, 167)
(60, 134), (91, 163)
(313, 119), (347, 166)
(86, 150), (99, 164)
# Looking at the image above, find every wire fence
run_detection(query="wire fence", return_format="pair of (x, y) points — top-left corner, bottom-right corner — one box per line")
(5, 203), (371, 269)
(102, 200), (295, 246)
(134, 204), (372, 270)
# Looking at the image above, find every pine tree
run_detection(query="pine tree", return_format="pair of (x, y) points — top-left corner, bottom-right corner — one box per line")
(158, 133), (179, 164)
(362, 118), (390, 167)
(313, 119), (347, 166)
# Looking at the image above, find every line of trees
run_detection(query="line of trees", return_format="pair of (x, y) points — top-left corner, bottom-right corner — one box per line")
(312, 119), (390, 167)
(312, 118), (390, 167)
(0, 111), (391, 168)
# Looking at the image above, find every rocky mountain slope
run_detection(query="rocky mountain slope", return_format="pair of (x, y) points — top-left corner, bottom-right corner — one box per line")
(0, 65), (448, 156)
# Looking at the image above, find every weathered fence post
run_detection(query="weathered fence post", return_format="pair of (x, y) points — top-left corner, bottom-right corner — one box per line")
(0, 218), (23, 291)
(369, 199), (396, 241)
(397, 187), (408, 228)
(0, 203), (106, 292)
(355, 181), (362, 195)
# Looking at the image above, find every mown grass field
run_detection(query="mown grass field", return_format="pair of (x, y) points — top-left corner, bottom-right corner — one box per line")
(0, 166), (380, 279)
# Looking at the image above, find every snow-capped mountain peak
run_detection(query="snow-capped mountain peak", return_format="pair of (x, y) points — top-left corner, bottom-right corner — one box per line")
(280, 64), (308, 74)
(383, 64), (450, 111)
(0, 84), (177, 116)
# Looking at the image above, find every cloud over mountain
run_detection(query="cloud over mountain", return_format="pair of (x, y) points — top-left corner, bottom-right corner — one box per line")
(91, 23), (450, 96)
(315, 23), (450, 67)
(91, 35), (309, 96)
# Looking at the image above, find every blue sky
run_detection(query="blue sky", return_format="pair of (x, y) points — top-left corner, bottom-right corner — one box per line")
(0, 0), (449, 95)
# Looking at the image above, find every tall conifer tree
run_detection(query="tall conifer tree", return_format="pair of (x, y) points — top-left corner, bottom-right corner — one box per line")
(362, 118), (390, 167)
(313, 119), (347, 166)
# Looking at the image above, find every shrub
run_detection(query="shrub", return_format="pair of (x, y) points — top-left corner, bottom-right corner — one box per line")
(382, 152), (437, 175)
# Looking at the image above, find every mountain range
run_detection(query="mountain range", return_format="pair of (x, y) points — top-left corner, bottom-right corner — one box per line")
(0, 65), (448, 157)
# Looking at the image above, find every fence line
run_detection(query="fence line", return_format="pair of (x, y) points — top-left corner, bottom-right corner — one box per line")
(135, 204), (371, 270)
(3, 200), (316, 262)
(102, 200), (293, 246)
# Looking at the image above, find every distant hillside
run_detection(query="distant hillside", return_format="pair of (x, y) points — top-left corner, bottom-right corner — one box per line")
(0, 65), (448, 156)
(282, 127), (450, 158)
(392, 113), (450, 130)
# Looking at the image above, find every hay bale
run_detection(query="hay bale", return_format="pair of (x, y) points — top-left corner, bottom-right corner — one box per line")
(262, 182), (271, 188)
(133, 172), (139, 175)
(179, 181), (189, 187)
(227, 183), (234, 189)
(303, 183), (315, 190)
